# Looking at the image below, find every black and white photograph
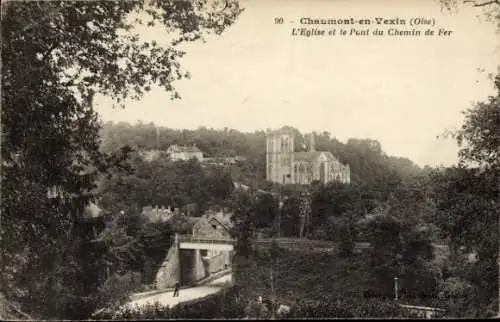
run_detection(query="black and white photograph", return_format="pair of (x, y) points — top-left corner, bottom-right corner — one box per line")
(1, 0), (499, 319)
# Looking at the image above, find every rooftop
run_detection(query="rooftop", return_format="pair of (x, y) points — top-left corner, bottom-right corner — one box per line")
(167, 145), (202, 154)
(83, 202), (103, 218)
(293, 151), (337, 163)
(266, 126), (296, 136)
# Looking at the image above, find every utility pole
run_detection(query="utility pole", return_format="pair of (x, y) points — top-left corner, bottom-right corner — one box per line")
(278, 173), (290, 238)
(304, 192), (309, 239)
(270, 267), (275, 320)
(394, 277), (399, 301)
(156, 126), (160, 150)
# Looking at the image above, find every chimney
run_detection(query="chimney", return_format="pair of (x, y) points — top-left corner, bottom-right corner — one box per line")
(309, 132), (316, 152)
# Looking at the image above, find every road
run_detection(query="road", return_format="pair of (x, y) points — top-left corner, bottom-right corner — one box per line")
(122, 274), (233, 311)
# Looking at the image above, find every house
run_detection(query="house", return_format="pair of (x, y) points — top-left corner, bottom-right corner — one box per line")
(141, 205), (175, 223)
(192, 212), (233, 241)
(186, 211), (234, 274)
(202, 156), (247, 167)
(167, 145), (203, 161)
(398, 304), (445, 319)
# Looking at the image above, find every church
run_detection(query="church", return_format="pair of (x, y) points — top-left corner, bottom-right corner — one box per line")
(266, 126), (350, 185)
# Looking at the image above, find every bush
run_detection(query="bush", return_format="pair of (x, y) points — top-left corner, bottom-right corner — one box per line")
(94, 271), (142, 314)
(94, 286), (246, 320)
(287, 297), (418, 318)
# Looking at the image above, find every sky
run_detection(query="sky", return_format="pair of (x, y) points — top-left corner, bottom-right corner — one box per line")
(94, 0), (499, 167)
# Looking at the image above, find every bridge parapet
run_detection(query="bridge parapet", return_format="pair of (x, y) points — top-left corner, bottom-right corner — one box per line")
(178, 235), (235, 245)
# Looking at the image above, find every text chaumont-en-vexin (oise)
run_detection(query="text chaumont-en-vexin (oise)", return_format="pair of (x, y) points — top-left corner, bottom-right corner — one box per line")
(297, 17), (436, 27)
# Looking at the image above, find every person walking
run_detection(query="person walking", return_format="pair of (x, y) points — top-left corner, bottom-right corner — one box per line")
(173, 281), (180, 297)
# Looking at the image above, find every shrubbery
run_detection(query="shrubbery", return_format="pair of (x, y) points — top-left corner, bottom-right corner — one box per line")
(96, 271), (142, 308)
(287, 297), (418, 318)
(92, 284), (422, 320)
(95, 286), (246, 320)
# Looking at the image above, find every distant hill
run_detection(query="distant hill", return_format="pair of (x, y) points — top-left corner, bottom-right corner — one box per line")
(99, 122), (423, 187)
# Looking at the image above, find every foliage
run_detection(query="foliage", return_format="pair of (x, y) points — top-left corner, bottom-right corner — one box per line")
(439, 0), (500, 31)
(1, 1), (242, 317)
(96, 285), (245, 320)
(456, 75), (500, 169)
(95, 271), (143, 314)
(335, 212), (358, 257)
(429, 74), (499, 317)
(253, 193), (279, 229)
(429, 166), (498, 316)
(99, 155), (234, 216)
(97, 284), (420, 319)
(364, 214), (438, 299)
(435, 277), (479, 317)
(280, 193), (302, 237)
(288, 297), (418, 318)
(232, 243), (447, 316)
(100, 122), (424, 190)
(229, 190), (257, 258)
(97, 210), (175, 284)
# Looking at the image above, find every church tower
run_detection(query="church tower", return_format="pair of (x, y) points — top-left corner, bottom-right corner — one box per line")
(266, 127), (294, 184)
(309, 132), (316, 152)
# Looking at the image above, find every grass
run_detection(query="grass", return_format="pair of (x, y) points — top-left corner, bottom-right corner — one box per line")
(234, 247), (377, 305)
(234, 245), (443, 308)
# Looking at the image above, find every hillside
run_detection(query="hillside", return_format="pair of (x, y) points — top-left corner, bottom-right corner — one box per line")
(99, 122), (423, 188)
(234, 245), (440, 309)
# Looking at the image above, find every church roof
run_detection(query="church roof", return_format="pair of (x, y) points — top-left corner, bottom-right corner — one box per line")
(293, 151), (336, 162)
(267, 126), (295, 136)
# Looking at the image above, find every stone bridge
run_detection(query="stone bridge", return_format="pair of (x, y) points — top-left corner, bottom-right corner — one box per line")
(155, 235), (372, 291)
(155, 234), (235, 290)
(178, 235), (235, 251)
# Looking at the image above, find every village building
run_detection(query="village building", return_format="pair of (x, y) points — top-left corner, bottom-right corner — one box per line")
(189, 212), (233, 270)
(140, 205), (175, 223)
(167, 144), (203, 161)
(155, 211), (233, 289)
(266, 126), (350, 185)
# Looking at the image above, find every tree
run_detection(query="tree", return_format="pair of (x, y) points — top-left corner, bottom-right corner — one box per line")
(253, 193), (278, 229)
(439, 0), (500, 33)
(335, 211), (358, 257)
(1, 0), (243, 318)
(364, 215), (437, 300)
(456, 75), (500, 169)
(230, 190), (257, 258)
(429, 73), (499, 316)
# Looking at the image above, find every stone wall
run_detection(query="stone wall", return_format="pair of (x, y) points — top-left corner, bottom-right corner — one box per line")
(202, 252), (231, 275)
(179, 249), (207, 285)
(192, 249), (206, 282)
(155, 245), (180, 289)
